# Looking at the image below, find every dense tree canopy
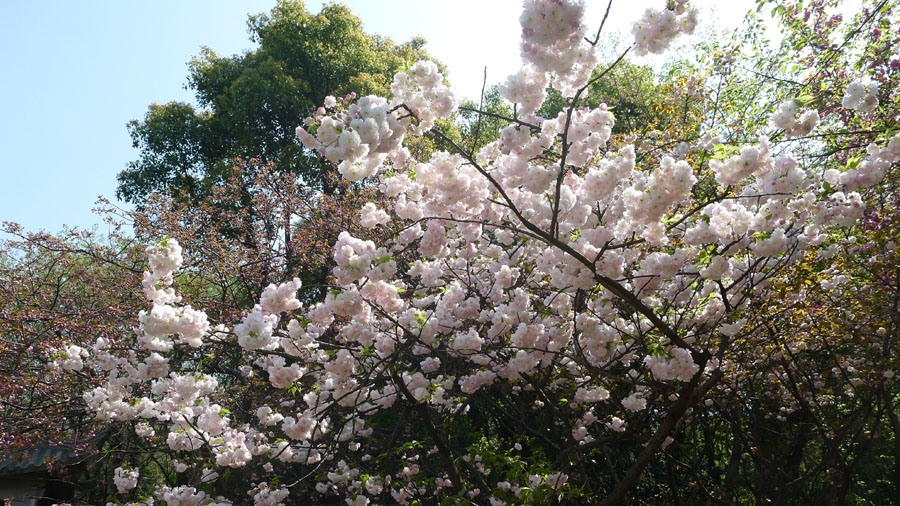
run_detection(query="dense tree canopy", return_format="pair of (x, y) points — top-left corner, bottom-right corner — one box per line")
(117, 0), (438, 203)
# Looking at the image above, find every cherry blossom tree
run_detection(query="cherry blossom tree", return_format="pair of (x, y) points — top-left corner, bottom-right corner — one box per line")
(32, 0), (900, 505)
(0, 165), (385, 502)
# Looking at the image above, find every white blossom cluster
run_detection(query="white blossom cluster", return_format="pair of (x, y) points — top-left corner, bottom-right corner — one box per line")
(154, 485), (231, 506)
(498, 65), (549, 116)
(709, 138), (770, 187)
(769, 99), (819, 138)
(644, 347), (700, 381)
(296, 61), (456, 181)
(518, 0), (597, 97)
(359, 202), (390, 229)
(295, 95), (404, 182)
(248, 483), (290, 506)
(136, 240), (210, 350)
(390, 60), (458, 134)
(113, 466), (139, 494)
(826, 134), (900, 191)
(57, 344), (89, 371)
(842, 78), (879, 113)
(259, 278), (302, 314)
(632, 0), (698, 56)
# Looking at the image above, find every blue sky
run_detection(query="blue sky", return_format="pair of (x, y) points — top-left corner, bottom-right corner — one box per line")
(0, 0), (755, 235)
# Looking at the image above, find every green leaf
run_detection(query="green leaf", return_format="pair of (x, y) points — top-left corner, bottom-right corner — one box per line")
(712, 144), (739, 160)
(793, 94), (815, 107)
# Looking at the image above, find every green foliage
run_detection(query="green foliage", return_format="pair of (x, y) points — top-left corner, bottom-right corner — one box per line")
(118, 0), (438, 204)
(458, 85), (513, 153)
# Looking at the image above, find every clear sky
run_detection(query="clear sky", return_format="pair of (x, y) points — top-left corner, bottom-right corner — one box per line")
(0, 0), (758, 235)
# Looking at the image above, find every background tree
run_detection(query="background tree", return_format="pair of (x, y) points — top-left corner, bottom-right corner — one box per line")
(117, 0), (439, 204)
(625, 1), (900, 503)
(0, 222), (144, 453)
